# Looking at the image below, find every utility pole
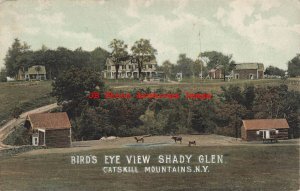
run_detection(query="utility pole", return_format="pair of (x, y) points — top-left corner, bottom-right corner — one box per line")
(198, 31), (203, 80)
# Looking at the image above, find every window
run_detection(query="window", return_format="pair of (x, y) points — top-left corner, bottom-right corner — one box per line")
(148, 64), (152, 69)
(249, 74), (254, 80)
(33, 137), (39, 146)
(122, 65), (126, 70)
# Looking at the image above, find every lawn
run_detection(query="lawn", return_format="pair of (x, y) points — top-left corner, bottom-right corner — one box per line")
(111, 78), (295, 94)
(0, 145), (298, 191)
(0, 81), (55, 126)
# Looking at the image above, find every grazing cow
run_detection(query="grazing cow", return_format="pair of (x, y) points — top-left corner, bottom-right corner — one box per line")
(188, 141), (196, 147)
(171, 136), (182, 144)
(134, 136), (144, 143)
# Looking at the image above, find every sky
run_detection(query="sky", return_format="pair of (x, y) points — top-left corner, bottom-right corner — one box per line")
(0, 0), (299, 70)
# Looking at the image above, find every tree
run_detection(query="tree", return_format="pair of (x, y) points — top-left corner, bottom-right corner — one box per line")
(0, 68), (7, 82)
(78, 107), (114, 140)
(252, 85), (300, 138)
(35, 66), (41, 80)
(90, 47), (110, 72)
(131, 39), (157, 79)
(265, 65), (285, 77)
(55, 47), (74, 72)
(41, 49), (56, 80)
(243, 85), (255, 111)
(190, 98), (217, 133)
(161, 60), (174, 79)
(51, 67), (104, 118)
(109, 39), (129, 79)
(220, 85), (244, 105)
(215, 99), (247, 138)
(11, 105), (23, 118)
(287, 54), (300, 77)
(194, 58), (206, 78)
(4, 38), (31, 78)
(72, 47), (92, 68)
(174, 54), (194, 78)
(201, 51), (235, 81)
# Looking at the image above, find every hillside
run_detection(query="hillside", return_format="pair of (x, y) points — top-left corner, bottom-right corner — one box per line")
(0, 78), (298, 127)
(0, 81), (55, 126)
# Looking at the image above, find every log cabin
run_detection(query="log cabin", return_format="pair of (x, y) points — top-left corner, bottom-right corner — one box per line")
(25, 112), (71, 147)
(241, 119), (289, 141)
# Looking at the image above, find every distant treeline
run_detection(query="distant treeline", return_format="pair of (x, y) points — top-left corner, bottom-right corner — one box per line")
(2, 39), (299, 82)
(3, 38), (109, 80)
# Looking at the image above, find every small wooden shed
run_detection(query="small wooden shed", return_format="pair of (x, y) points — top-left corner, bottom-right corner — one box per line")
(241, 119), (289, 141)
(25, 112), (72, 147)
(208, 67), (223, 79)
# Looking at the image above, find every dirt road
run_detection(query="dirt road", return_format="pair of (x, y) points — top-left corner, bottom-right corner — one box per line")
(0, 103), (59, 149)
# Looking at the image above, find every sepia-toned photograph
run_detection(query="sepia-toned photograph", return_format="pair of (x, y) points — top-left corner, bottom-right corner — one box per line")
(0, 0), (299, 190)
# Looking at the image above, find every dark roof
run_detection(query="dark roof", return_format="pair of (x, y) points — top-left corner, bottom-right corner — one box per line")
(27, 112), (71, 130)
(242, 119), (289, 130)
(235, 63), (264, 70)
(106, 57), (157, 66)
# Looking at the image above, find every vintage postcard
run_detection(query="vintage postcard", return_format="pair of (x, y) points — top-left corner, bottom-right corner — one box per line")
(0, 0), (299, 190)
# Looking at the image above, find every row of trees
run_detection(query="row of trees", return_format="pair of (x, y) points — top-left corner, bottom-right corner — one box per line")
(265, 65), (285, 77)
(4, 38), (109, 80)
(160, 53), (300, 80)
(288, 54), (300, 77)
(3, 38), (157, 81)
(264, 55), (300, 78)
(2, 38), (299, 82)
(108, 40), (236, 81)
(51, 68), (300, 140)
(160, 52), (236, 80)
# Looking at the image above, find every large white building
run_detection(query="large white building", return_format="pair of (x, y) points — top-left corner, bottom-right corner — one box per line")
(103, 58), (160, 79)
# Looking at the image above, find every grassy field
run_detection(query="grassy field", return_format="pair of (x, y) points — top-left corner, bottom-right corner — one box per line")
(0, 145), (298, 191)
(111, 78), (298, 94)
(0, 81), (55, 125)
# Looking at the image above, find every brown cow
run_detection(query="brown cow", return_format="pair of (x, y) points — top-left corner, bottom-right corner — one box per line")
(134, 136), (144, 143)
(171, 136), (182, 144)
(188, 141), (196, 147)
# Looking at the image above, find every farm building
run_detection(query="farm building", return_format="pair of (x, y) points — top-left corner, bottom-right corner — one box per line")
(208, 67), (223, 79)
(25, 112), (71, 147)
(241, 119), (289, 141)
(233, 63), (264, 79)
(16, 65), (47, 81)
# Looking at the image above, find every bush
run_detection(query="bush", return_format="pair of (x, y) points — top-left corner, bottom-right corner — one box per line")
(11, 106), (23, 118)
(4, 125), (31, 146)
(117, 125), (147, 137)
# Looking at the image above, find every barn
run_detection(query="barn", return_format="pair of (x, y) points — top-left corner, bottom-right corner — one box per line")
(25, 112), (72, 147)
(208, 67), (223, 79)
(241, 119), (289, 141)
(233, 63), (264, 79)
